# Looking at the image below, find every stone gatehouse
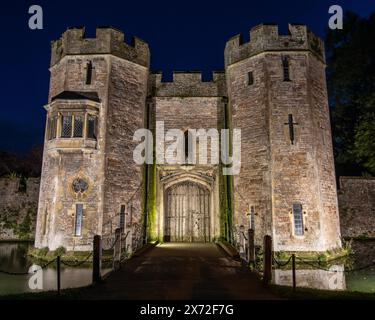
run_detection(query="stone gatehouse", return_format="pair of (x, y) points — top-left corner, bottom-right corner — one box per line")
(35, 23), (342, 252)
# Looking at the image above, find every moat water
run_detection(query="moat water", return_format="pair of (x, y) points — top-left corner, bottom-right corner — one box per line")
(0, 242), (111, 296)
(0, 240), (374, 296)
(272, 240), (375, 293)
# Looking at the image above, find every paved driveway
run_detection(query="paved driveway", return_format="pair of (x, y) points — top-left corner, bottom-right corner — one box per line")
(80, 243), (280, 300)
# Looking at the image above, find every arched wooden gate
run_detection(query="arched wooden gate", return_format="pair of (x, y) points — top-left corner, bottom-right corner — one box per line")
(164, 181), (210, 242)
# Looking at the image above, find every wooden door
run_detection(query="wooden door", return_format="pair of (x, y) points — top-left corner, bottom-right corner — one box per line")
(165, 182), (210, 242)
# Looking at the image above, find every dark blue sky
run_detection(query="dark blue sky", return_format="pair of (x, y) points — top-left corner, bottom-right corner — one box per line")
(0, 0), (374, 153)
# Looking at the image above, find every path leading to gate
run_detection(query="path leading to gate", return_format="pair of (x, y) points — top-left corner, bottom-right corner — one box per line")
(80, 243), (280, 300)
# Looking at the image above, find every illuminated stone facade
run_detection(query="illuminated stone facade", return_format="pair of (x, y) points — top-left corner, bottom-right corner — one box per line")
(35, 24), (341, 252)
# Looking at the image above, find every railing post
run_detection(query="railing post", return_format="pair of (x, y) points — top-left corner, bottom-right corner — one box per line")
(113, 228), (121, 270)
(92, 235), (102, 284)
(57, 255), (61, 295)
(292, 254), (296, 292)
(126, 227), (133, 255)
(263, 235), (272, 286)
(239, 225), (245, 258)
(248, 229), (255, 265)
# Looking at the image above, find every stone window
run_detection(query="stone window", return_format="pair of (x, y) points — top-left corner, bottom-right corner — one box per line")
(119, 205), (126, 231)
(61, 114), (96, 139)
(292, 203), (304, 236)
(73, 115), (84, 138)
(48, 116), (57, 140)
(47, 112), (98, 141)
(282, 56), (291, 81)
(74, 204), (83, 236)
(86, 61), (93, 85)
(250, 206), (255, 230)
(247, 72), (254, 85)
(61, 115), (73, 138)
(87, 115), (97, 139)
(72, 178), (89, 194)
(184, 130), (193, 163)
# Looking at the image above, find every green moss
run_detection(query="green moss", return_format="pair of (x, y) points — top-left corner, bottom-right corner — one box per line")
(0, 205), (36, 240)
(54, 246), (67, 257)
(7, 172), (20, 180)
(274, 244), (352, 268)
(270, 284), (375, 300)
(18, 212), (32, 240)
(39, 247), (49, 257)
(147, 161), (157, 241)
(141, 101), (158, 243)
(28, 246), (97, 263)
(218, 100), (234, 241)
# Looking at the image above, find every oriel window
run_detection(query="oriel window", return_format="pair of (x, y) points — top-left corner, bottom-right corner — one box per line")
(47, 117), (57, 140)
(61, 115), (73, 138)
(51, 117), (57, 139)
(87, 115), (97, 139)
(73, 115), (84, 138)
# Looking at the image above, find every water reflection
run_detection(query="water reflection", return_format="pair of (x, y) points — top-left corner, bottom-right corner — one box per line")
(1, 240), (374, 295)
(345, 240), (375, 293)
(0, 242), (30, 274)
(0, 242), (94, 296)
(273, 265), (346, 290)
(272, 240), (375, 292)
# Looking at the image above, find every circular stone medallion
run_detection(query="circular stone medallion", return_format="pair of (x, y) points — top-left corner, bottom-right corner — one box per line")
(72, 178), (89, 194)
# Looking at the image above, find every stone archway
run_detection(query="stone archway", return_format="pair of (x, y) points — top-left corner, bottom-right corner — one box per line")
(164, 181), (210, 242)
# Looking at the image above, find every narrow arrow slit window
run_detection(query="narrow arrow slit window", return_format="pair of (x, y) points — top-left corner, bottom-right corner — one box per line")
(75, 204), (83, 236)
(86, 61), (93, 85)
(292, 203), (304, 236)
(282, 56), (291, 81)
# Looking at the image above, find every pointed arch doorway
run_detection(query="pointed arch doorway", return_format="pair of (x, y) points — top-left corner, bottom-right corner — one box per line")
(164, 181), (210, 242)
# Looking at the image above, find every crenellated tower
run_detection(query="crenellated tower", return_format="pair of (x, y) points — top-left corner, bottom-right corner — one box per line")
(35, 27), (149, 250)
(225, 23), (341, 251)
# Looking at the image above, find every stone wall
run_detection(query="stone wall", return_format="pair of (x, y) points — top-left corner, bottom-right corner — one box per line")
(338, 177), (375, 238)
(102, 55), (148, 237)
(35, 26), (150, 251)
(225, 23), (341, 251)
(225, 50), (272, 246)
(0, 177), (40, 240)
(33, 23), (346, 252)
(150, 71), (226, 241)
(2, 175), (374, 243)
(36, 54), (109, 251)
(51, 27), (149, 68)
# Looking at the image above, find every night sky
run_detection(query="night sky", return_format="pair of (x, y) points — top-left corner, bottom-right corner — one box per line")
(0, 0), (374, 153)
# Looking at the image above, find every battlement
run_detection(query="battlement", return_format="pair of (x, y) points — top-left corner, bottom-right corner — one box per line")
(149, 71), (227, 97)
(225, 23), (325, 66)
(51, 26), (150, 67)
